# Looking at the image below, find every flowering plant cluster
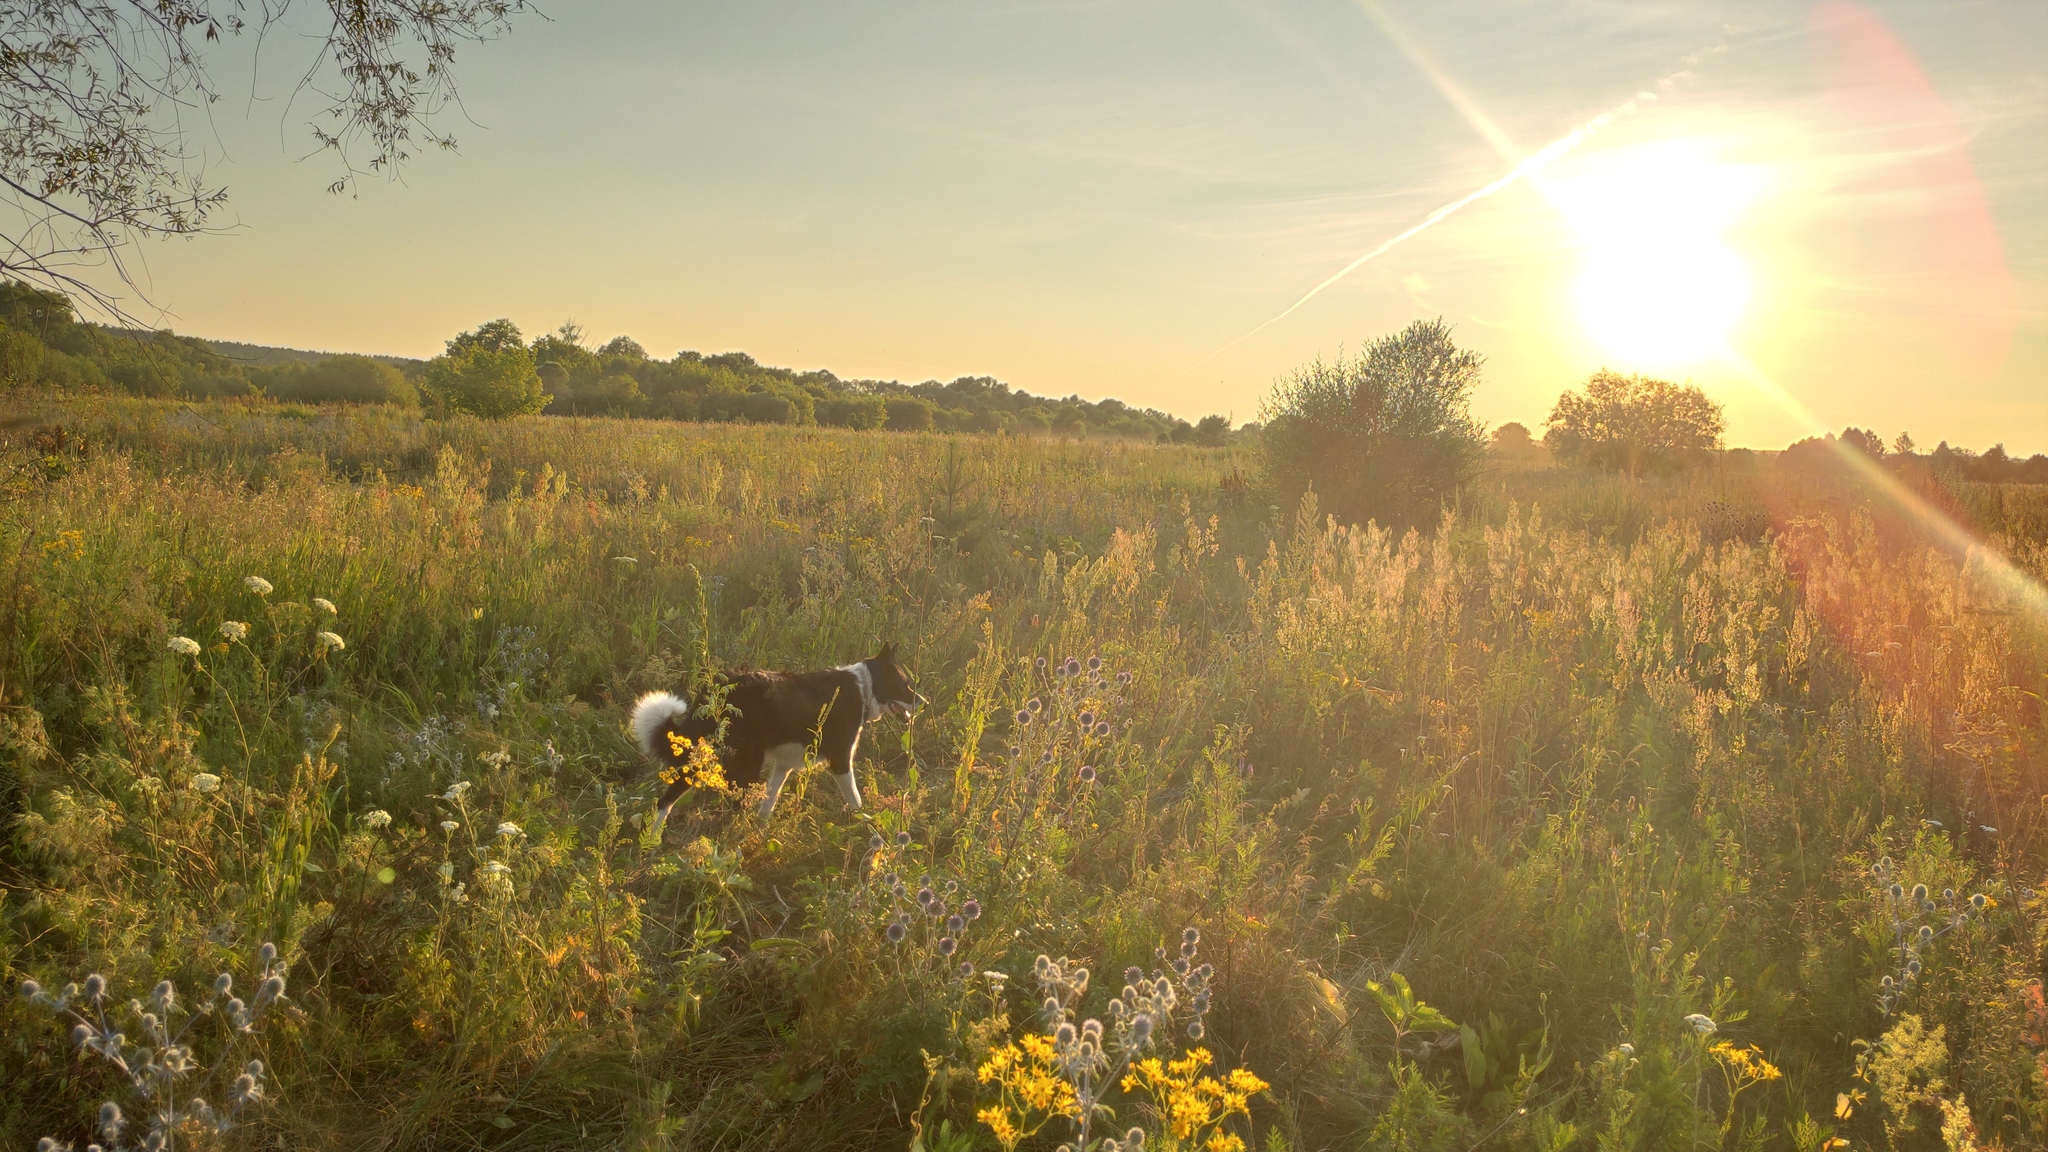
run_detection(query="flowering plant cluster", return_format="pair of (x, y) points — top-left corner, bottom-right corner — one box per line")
(870, 829), (982, 968)
(21, 943), (287, 1151)
(661, 733), (731, 795)
(1868, 855), (1992, 1017)
(977, 929), (1263, 1152)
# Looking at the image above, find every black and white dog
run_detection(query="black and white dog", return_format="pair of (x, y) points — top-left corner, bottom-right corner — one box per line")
(631, 643), (924, 819)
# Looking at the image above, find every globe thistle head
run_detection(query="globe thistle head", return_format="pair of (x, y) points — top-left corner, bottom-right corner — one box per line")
(1911, 883), (1929, 904)
(1128, 1014), (1153, 1046)
(98, 1101), (124, 1138)
(1095, 721), (1111, 738)
(1087, 656), (1102, 672)
(214, 973), (232, 997)
(1183, 926), (1201, 946)
(71, 1022), (90, 1047)
(869, 833), (885, 852)
(1016, 709), (1032, 725)
(1027, 697), (1042, 713)
(1942, 888), (1955, 902)
(1187, 1020), (1204, 1040)
(1970, 892), (1987, 911)
(1889, 883), (1905, 902)
(82, 973), (106, 1001)
(1117, 670), (1132, 685)
(1055, 1021), (1077, 1047)
(19, 978), (41, 1002)
(1916, 924), (1934, 945)
(1064, 658), (1081, 676)
(1036, 656), (1048, 669)
(886, 920), (908, 944)
(895, 831), (911, 845)
(1077, 765), (1096, 785)
(937, 937), (957, 957)
(1079, 711), (1095, 728)
(947, 914), (965, 933)
(961, 899), (981, 921)
(151, 979), (175, 1010)
(1041, 750), (1054, 764)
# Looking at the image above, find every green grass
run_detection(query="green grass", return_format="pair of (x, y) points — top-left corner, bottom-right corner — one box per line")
(2, 397), (2043, 1151)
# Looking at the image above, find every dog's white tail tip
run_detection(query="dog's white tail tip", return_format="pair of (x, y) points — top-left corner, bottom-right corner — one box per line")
(630, 691), (690, 759)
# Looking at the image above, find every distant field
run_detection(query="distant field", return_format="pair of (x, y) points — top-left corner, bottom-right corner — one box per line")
(3, 398), (2043, 1151)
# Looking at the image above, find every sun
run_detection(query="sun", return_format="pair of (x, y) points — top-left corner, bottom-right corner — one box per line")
(1545, 141), (1767, 370)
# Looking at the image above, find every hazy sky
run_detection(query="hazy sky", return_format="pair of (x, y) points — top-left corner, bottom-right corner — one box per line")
(83, 0), (2047, 452)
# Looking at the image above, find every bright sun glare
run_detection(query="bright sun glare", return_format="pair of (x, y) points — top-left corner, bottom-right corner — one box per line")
(1546, 141), (1766, 370)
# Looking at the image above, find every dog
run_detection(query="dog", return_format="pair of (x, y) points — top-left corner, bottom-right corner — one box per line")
(631, 643), (923, 819)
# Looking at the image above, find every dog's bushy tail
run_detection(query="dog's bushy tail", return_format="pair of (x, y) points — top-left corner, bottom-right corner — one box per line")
(631, 691), (694, 768)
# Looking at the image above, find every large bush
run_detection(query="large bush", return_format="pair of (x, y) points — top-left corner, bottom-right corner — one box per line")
(268, 355), (418, 406)
(422, 346), (548, 418)
(1258, 317), (1485, 529)
(1544, 370), (1724, 475)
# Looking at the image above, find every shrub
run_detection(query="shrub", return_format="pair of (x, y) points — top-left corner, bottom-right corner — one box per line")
(818, 395), (887, 430)
(271, 355), (418, 406)
(422, 346), (549, 418)
(1258, 317), (1485, 529)
(1544, 370), (1723, 476)
(885, 397), (935, 432)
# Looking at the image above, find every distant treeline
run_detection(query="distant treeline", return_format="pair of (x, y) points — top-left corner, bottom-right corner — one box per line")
(0, 283), (1232, 443)
(1790, 426), (2048, 485)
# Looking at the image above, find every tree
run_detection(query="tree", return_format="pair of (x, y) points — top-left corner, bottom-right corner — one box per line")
(1194, 414), (1231, 445)
(1258, 317), (1486, 529)
(445, 318), (525, 356)
(422, 344), (547, 418)
(1, 0), (528, 314)
(1544, 370), (1724, 476)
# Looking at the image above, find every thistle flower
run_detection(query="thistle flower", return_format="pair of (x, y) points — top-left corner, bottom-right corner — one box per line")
(895, 831), (911, 845)
(869, 833), (885, 852)
(19, 979), (41, 1001)
(1063, 658), (1081, 676)
(214, 973), (233, 996)
(1094, 722), (1111, 737)
(190, 773), (222, 793)
(1078, 711), (1095, 728)
(98, 1102), (124, 1142)
(362, 809), (392, 829)
(167, 636), (202, 657)
(496, 822), (523, 838)
(1117, 671), (1132, 685)
(315, 631), (346, 652)
(244, 576), (273, 596)
(1087, 655), (1101, 671)
(1027, 697), (1042, 713)
(947, 914), (966, 933)
(937, 937), (957, 957)
(218, 620), (249, 642)
(1970, 893), (1987, 911)
(886, 920), (908, 944)
(1016, 709), (1032, 725)
(1911, 884), (1929, 904)
(440, 820), (460, 832)
(1077, 765), (1096, 784)
(961, 899), (981, 921)
(1035, 656), (1048, 669)
(312, 597), (337, 614)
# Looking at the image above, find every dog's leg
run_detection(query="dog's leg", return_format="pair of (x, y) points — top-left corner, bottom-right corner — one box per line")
(825, 726), (864, 811)
(760, 743), (806, 818)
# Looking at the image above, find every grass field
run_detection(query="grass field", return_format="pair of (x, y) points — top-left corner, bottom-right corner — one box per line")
(3, 397), (2045, 1151)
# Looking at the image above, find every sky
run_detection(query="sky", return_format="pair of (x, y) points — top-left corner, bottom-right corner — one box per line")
(73, 0), (2048, 453)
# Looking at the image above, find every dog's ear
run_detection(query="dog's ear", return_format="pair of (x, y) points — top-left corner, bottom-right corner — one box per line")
(877, 640), (898, 663)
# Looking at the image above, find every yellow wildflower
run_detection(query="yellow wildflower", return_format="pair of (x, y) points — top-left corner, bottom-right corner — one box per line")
(661, 735), (731, 793)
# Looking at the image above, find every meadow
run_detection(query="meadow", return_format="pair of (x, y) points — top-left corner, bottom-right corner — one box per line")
(2, 396), (2044, 1151)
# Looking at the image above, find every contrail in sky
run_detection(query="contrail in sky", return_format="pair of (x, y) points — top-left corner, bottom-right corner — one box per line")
(1179, 86), (1664, 378)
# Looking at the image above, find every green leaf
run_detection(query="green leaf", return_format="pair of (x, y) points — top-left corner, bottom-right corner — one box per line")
(375, 867), (396, 884)
(490, 1114), (513, 1129)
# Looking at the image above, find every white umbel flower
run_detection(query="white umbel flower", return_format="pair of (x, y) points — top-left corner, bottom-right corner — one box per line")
(496, 822), (523, 839)
(312, 597), (337, 614)
(219, 620), (249, 642)
(244, 576), (273, 596)
(440, 820), (460, 832)
(315, 631), (346, 652)
(167, 636), (201, 657)
(1684, 1014), (1717, 1036)
(481, 861), (511, 876)
(362, 810), (392, 829)
(190, 773), (222, 793)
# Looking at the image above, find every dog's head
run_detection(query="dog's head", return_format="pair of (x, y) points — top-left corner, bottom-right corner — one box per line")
(868, 642), (924, 721)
